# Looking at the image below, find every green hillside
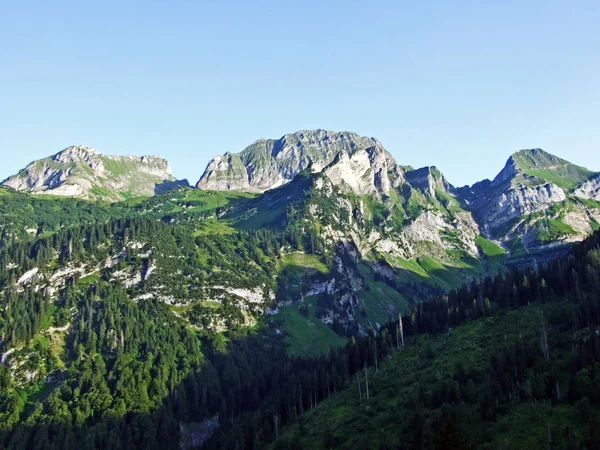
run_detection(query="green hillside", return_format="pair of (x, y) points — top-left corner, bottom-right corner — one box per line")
(264, 231), (600, 450)
(513, 149), (597, 190)
(2, 148), (600, 449)
(272, 302), (596, 449)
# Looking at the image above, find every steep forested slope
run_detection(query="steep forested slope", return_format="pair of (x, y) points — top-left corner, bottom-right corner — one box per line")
(262, 231), (600, 450)
(2, 222), (584, 449)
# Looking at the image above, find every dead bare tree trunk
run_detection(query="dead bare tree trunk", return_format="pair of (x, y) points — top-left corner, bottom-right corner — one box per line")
(399, 313), (405, 349)
(540, 312), (550, 361)
(356, 372), (363, 406)
(364, 363), (370, 401)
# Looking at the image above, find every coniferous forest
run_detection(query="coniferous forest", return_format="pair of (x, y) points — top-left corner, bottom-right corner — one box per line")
(1, 181), (600, 449)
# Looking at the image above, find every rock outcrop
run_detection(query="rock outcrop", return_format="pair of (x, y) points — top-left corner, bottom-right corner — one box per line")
(196, 130), (384, 192)
(321, 143), (405, 196)
(405, 166), (451, 197)
(457, 148), (599, 247)
(199, 132), (599, 255)
(2, 145), (188, 202)
(574, 174), (600, 201)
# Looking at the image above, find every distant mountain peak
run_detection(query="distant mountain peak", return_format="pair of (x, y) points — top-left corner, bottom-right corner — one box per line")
(2, 145), (188, 202)
(509, 148), (567, 171)
(512, 147), (551, 158)
(457, 147), (599, 245)
(60, 144), (96, 153)
(196, 129), (385, 192)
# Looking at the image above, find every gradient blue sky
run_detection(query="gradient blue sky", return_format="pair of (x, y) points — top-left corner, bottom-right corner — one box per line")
(1, 1), (599, 187)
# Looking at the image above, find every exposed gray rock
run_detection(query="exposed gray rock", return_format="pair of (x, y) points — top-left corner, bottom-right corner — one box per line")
(405, 166), (451, 197)
(458, 150), (567, 233)
(196, 130), (385, 192)
(456, 148), (598, 249)
(480, 182), (567, 231)
(2, 145), (188, 202)
(322, 143), (404, 196)
(574, 174), (600, 200)
(196, 152), (252, 191)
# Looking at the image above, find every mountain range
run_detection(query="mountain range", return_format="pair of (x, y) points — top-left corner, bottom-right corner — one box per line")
(2, 129), (599, 336)
(199, 130), (600, 251)
(5, 130), (599, 256)
(1, 130), (600, 448)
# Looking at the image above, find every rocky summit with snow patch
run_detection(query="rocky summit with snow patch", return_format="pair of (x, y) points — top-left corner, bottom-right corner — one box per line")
(2, 145), (188, 202)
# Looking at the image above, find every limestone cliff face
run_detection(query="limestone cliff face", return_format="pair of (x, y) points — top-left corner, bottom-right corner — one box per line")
(196, 130), (384, 192)
(460, 151), (570, 233)
(196, 129), (462, 199)
(305, 171), (481, 264)
(2, 145), (188, 202)
(457, 149), (599, 248)
(574, 174), (600, 201)
(195, 152), (252, 191)
(321, 143), (404, 196)
(404, 166), (451, 197)
(478, 183), (567, 232)
(198, 133), (599, 255)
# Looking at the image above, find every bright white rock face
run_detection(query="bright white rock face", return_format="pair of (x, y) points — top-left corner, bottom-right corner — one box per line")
(574, 174), (600, 201)
(196, 130), (387, 192)
(482, 183), (567, 229)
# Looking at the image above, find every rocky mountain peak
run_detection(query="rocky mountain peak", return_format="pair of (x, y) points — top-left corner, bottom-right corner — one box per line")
(497, 148), (597, 190)
(456, 148), (599, 247)
(196, 129), (469, 198)
(2, 146), (187, 202)
(510, 148), (561, 169)
(49, 145), (103, 170)
(57, 144), (97, 156)
(404, 166), (451, 197)
(197, 130), (385, 192)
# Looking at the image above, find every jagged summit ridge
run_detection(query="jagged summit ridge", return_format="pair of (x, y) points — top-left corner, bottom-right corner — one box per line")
(196, 130), (385, 192)
(3, 134), (599, 255)
(457, 147), (599, 247)
(196, 129), (460, 199)
(2, 145), (188, 202)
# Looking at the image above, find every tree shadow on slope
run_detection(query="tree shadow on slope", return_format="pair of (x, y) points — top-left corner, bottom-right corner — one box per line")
(154, 179), (190, 195)
(0, 328), (291, 450)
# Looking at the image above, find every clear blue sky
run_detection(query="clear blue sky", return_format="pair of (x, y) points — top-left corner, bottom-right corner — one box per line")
(1, 0), (599, 187)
